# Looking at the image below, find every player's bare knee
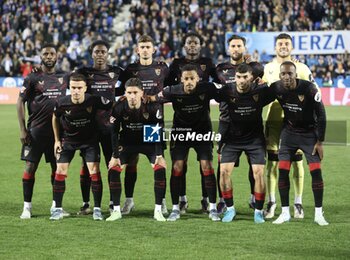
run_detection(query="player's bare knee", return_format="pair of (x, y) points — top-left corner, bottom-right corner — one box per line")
(173, 160), (184, 173)
(200, 160), (212, 171)
(252, 166), (264, 179)
(87, 162), (100, 174)
(220, 167), (231, 178)
(24, 161), (38, 174)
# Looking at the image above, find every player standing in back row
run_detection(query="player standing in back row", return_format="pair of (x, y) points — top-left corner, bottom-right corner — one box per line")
(17, 43), (69, 219)
(76, 40), (125, 215)
(166, 32), (216, 213)
(120, 35), (169, 215)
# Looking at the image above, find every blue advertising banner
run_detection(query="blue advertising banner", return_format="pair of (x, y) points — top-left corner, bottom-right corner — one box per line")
(0, 77), (24, 88)
(226, 31), (350, 55)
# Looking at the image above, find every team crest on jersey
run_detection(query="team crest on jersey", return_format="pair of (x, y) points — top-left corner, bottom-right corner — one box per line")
(253, 94), (259, 102)
(177, 98), (183, 103)
(199, 94), (205, 101)
(58, 78), (63, 84)
(155, 68), (161, 76)
(101, 97), (110, 105)
(298, 95), (305, 102)
(156, 109), (162, 119)
(88, 74), (94, 78)
(65, 110), (71, 115)
(223, 69), (228, 74)
(38, 81), (44, 85)
(200, 65), (206, 71)
(24, 148), (30, 157)
(118, 146), (123, 152)
(86, 106), (92, 113)
(269, 70), (273, 75)
(109, 72), (115, 79)
(143, 112), (149, 119)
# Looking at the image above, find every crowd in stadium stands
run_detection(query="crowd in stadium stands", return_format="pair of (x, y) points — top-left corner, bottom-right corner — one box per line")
(1, 0), (350, 86)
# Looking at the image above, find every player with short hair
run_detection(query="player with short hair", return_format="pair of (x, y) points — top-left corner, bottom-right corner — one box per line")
(214, 34), (257, 213)
(154, 64), (221, 222)
(271, 62), (328, 226)
(50, 73), (112, 220)
(17, 43), (69, 219)
(263, 33), (317, 219)
(107, 77), (167, 222)
(76, 40), (125, 215)
(218, 63), (275, 223)
(166, 32), (216, 214)
(120, 35), (169, 215)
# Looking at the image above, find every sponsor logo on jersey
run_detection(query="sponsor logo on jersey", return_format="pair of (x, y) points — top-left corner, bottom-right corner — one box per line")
(253, 94), (259, 102)
(58, 78), (63, 84)
(65, 110), (71, 115)
(88, 74), (94, 78)
(155, 68), (161, 76)
(109, 72), (115, 79)
(176, 98), (183, 103)
(298, 95), (305, 102)
(223, 69), (228, 74)
(38, 81), (44, 85)
(200, 65), (206, 71)
(143, 112), (149, 120)
(123, 116), (129, 121)
(314, 91), (322, 102)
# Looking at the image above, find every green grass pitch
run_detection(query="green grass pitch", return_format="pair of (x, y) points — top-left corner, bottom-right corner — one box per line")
(0, 104), (349, 259)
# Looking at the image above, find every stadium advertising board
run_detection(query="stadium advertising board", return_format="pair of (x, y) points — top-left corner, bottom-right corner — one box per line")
(226, 31), (350, 55)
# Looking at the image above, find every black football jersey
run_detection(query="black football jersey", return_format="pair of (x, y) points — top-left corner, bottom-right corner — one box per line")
(20, 70), (69, 136)
(271, 79), (326, 141)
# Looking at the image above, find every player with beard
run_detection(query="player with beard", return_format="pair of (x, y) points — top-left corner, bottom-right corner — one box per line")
(166, 32), (216, 214)
(270, 62), (328, 226)
(17, 43), (69, 219)
(214, 34), (257, 213)
(76, 40), (125, 215)
(120, 35), (169, 215)
(50, 73), (112, 220)
(107, 78), (167, 222)
(218, 64), (275, 223)
(263, 33), (317, 219)
(153, 65), (221, 222)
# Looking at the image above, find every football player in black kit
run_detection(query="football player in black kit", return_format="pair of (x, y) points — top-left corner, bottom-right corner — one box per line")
(271, 62), (328, 226)
(76, 40), (125, 215)
(50, 73), (112, 221)
(218, 64), (275, 224)
(153, 64), (221, 222)
(166, 32), (216, 214)
(107, 78), (167, 222)
(120, 35), (169, 215)
(17, 43), (69, 219)
(214, 34), (257, 213)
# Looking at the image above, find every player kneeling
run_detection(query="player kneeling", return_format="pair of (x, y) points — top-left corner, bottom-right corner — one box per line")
(107, 78), (167, 222)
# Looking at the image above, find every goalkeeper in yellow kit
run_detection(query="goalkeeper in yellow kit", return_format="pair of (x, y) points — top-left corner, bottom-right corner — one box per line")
(263, 33), (317, 219)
